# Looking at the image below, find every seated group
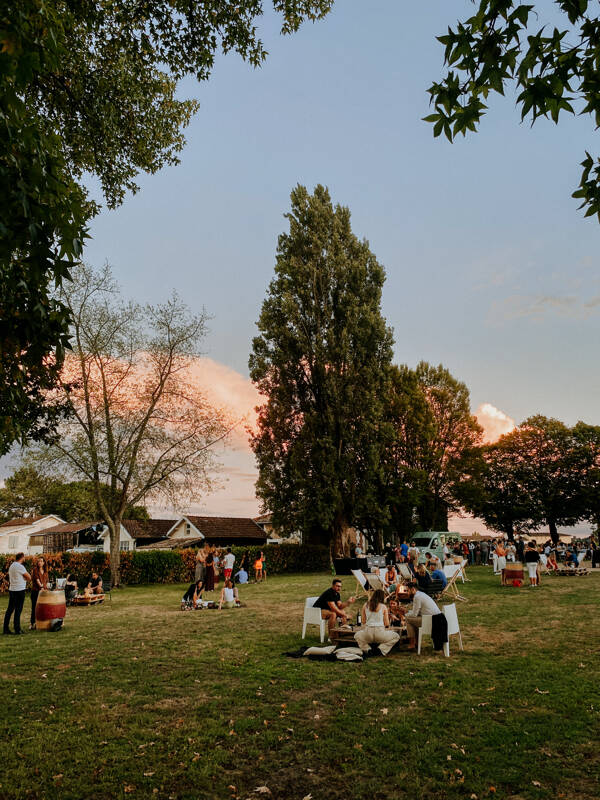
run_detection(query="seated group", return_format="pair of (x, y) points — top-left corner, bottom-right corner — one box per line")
(181, 578), (240, 610)
(313, 574), (442, 656)
(63, 571), (104, 603)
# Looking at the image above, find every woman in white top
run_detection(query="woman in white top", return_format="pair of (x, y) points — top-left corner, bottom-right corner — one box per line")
(218, 579), (239, 610)
(354, 590), (400, 656)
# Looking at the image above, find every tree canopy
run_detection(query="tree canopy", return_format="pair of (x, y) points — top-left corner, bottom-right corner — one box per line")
(27, 264), (230, 582)
(1, 0), (333, 452)
(426, 0), (600, 221)
(249, 184), (394, 553)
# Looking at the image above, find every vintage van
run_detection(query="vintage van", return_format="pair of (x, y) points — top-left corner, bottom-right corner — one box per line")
(409, 531), (463, 564)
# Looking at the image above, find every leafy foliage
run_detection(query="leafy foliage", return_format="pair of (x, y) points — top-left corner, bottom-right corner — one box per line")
(27, 264), (229, 583)
(249, 185), (394, 552)
(456, 415), (591, 541)
(426, 1), (600, 220)
(1, 0), (334, 452)
(0, 465), (148, 522)
(0, 544), (330, 593)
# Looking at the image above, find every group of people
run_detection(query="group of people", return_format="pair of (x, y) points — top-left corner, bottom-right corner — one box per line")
(313, 578), (441, 655)
(181, 546), (268, 611)
(193, 546), (267, 592)
(3, 553), (105, 635)
(380, 552), (448, 597)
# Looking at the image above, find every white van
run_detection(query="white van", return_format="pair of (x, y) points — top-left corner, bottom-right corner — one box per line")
(409, 532), (462, 564)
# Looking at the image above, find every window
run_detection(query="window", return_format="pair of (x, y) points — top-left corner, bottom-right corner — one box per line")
(9, 536), (18, 550)
(120, 541), (130, 551)
(185, 522), (191, 535)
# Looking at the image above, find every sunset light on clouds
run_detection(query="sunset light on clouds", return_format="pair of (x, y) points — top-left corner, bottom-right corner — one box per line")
(167, 360), (518, 519)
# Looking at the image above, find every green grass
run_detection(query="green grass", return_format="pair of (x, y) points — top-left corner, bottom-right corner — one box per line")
(1, 568), (599, 800)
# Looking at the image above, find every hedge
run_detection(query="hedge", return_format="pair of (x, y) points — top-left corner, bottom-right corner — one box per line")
(0, 544), (330, 593)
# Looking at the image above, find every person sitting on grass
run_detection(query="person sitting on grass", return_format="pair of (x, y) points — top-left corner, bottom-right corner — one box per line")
(312, 579), (356, 636)
(398, 582), (441, 651)
(86, 571), (103, 595)
(234, 567), (248, 584)
(354, 590), (400, 657)
(182, 579), (204, 609)
(218, 579), (239, 609)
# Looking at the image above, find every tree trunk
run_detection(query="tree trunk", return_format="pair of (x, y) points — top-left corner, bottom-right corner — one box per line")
(549, 519), (559, 546)
(331, 515), (352, 559)
(506, 525), (515, 542)
(109, 517), (121, 586)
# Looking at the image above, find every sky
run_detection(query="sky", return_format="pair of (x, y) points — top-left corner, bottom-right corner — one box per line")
(79, 1), (600, 524)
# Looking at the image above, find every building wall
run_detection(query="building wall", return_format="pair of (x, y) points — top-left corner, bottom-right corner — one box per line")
(101, 524), (136, 552)
(0, 517), (65, 555)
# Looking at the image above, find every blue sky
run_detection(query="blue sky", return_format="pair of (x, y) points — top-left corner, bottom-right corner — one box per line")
(85, 0), (600, 438)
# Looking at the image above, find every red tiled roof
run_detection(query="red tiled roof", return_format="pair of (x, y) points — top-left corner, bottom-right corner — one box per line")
(187, 516), (266, 541)
(39, 521), (101, 535)
(123, 519), (176, 540)
(0, 516), (45, 527)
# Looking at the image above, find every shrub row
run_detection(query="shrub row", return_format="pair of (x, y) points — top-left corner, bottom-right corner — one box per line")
(0, 544), (330, 593)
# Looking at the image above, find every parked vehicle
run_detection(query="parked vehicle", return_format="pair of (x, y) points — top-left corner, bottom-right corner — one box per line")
(409, 532), (462, 564)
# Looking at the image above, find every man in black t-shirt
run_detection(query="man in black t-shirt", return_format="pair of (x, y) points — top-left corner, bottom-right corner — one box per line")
(313, 579), (355, 636)
(87, 571), (103, 595)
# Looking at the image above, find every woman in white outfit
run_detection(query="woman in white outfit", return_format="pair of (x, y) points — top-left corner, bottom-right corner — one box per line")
(218, 580), (239, 609)
(354, 590), (400, 656)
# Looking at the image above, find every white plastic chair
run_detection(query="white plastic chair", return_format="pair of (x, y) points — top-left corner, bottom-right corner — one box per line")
(577, 551), (586, 565)
(442, 603), (463, 656)
(302, 597), (327, 643)
(417, 602), (463, 657)
(56, 578), (67, 590)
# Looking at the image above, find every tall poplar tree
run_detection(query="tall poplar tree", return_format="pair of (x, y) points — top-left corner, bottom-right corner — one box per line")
(249, 184), (394, 554)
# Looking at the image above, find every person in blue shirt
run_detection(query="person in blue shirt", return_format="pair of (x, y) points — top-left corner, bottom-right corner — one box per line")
(565, 549), (578, 568)
(235, 568), (249, 584)
(400, 542), (409, 561)
(431, 568), (447, 588)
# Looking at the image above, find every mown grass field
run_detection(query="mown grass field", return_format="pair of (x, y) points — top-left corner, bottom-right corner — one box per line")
(1, 568), (599, 800)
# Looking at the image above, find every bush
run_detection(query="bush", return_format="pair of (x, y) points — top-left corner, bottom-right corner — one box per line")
(0, 544), (329, 593)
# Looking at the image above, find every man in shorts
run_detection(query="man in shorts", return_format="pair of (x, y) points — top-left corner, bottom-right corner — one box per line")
(313, 579), (355, 636)
(222, 547), (235, 581)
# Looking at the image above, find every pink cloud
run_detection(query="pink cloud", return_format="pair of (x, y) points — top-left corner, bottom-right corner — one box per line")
(475, 402), (515, 443)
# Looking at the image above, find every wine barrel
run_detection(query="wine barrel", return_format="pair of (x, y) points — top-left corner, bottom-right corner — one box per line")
(501, 563), (524, 586)
(35, 589), (66, 631)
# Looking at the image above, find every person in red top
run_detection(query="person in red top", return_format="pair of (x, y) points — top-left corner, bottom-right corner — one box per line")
(30, 556), (49, 630)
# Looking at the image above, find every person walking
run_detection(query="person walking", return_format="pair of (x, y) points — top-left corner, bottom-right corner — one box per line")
(30, 556), (49, 630)
(3, 553), (31, 635)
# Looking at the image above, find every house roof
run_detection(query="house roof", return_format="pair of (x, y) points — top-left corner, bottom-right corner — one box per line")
(38, 521), (101, 535)
(1, 515), (45, 528)
(253, 513), (272, 524)
(123, 519), (176, 540)
(137, 536), (206, 551)
(0, 515), (63, 528)
(186, 516), (266, 540)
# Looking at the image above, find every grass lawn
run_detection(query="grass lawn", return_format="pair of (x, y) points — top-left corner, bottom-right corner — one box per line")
(1, 568), (599, 800)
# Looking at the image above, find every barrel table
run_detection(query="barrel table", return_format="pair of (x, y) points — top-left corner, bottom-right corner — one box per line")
(35, 589), (66, 630)
(501, 563), (524, 586)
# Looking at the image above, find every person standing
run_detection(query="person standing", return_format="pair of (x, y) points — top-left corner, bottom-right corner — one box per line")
(3, 553), (31, 635)
(524, 541), (540, 586)
(480, 539), (489, 566)
(30, 556), (49, 630)
(204, 549), (215, 592)
(222, 547), (235, 582)
(194, 550), (206, 584)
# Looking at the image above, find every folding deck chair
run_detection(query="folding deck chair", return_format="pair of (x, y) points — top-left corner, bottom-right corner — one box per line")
(441, 565), (468, 602)
(351, 569), (370, 600)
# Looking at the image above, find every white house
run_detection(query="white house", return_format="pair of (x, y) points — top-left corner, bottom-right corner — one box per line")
(0, 515), (66, 555)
